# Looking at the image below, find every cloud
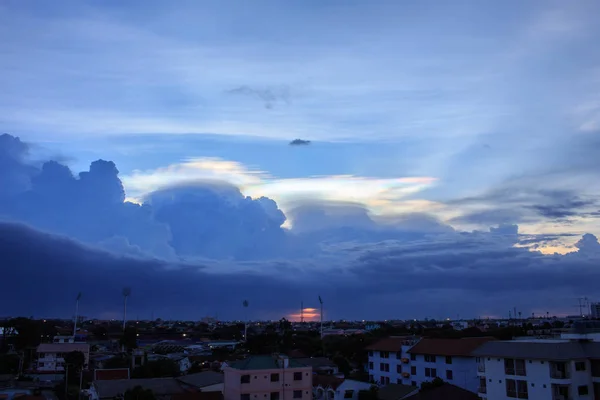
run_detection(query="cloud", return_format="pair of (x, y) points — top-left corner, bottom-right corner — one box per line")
(2, 133), (600, 319)
(289, 139), (311, 146)
(226, 85), (291, 109)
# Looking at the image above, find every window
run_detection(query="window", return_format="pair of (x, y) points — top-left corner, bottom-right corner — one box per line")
(425, 368), (431, 377)
(369, 351), (373, 357)
(578, 386), (589, 396)
(411, 366), (416, 375)
(575, 361), (586, 371)
(506, 379), (528, 399)
(396, 351), (402, 359)
(380, 376), (385, 385)
(38, 362), (44, 367)
(517, 380), (528, 399)
(241, 395), (250, 400)
(343, 391), (354, 399)
(396, 365), (402, 374)
(431, 369), (437, 378)
(380, 363), (384, 371)
(369, 362), (373, 370)
(270, 373), (279, 382)
(446, 370), (453, 380)
(293, 391), (302, 399)
(270, 393), (280, 400)
(445, 356), (452, 364)
(381, 351), (390, 359)
(410, 354), (416, 361)
(424, 355), (436, 363)
(515, 359), (526, 376)
(385, 364), (389, 372)
(293, 372), (302, 381)
(380, 363), (389, 372)
(241, 375), (250, 384)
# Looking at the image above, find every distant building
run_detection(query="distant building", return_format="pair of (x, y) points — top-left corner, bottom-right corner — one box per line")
(590, 303), (600, 319)
(223, 354), (312, 400)
(472, 339), (600, 400)
(36, 343), (90, 372)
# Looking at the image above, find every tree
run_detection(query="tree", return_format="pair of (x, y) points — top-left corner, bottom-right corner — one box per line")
(64, 351), (85, 382)
(420, 377), (445, 390)
(124, 386), (156, 400)
(120, 327), (138, 352)
(0, 354), (20, 374)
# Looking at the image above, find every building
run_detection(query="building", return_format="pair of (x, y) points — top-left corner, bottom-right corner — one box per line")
(366, 337), (419, 386)
(591, 303), (600, 319)
(313, 375), (344, 400)
(88, 378), (185, 400)
(177, 371), (224, 392)
(402, 383), (479, 400)
(223, 354), (312, 400)
(406, 338), (494, 393)
(472, 339), (600, 400)
(36, 343), (90, 372)
(295, 358), (339, 376)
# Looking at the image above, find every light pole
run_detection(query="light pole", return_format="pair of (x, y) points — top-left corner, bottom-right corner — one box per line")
(318, 295), (323, 338)
(243, 300), (249, 342)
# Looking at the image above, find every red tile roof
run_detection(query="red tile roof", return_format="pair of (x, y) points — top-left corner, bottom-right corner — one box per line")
(366, 337), (412, 352)
(407, 338), (494, 357)
(94, 368), (130, 381)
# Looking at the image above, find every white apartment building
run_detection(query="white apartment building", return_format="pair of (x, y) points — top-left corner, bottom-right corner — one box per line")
(367, 336), (493, 392)
(406, 337), (493, 393)
(472, 339), (600, 400)
(366, 337), (419, 386)
(36, 342), (90, 372)
(591, 303), (600, 319)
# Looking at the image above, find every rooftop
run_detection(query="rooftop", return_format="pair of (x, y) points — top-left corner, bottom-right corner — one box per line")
(407, 337), (494, 357)
(313, 375), (345, 390)
(176, 371), (224, 388)
(37, 343), (90, 353)
(227, 355), (308, 371)
(93, 378), (184, 398)
(94, 369), (130, 381)
(366, 337), (416, 352)
(404, 383), (479, 400)
(472, 340), (600, 360)
(377, 383), (418, 400)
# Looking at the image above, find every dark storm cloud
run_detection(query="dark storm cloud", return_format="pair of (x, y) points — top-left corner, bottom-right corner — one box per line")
(289, 139), (311, 146)
(2, 133), (600, 319)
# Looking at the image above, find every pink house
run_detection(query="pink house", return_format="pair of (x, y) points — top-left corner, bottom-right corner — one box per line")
(223, 354), (312, 400)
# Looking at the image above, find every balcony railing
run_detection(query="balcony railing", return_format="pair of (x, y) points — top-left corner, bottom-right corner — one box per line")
(401, 358), (410, 364)
(478, 364), (485, 373)
(516, 368), (526, 376)
(505, 368), (515, 375)
(550, 370), (570, 379)
(478, 386), (487, 394)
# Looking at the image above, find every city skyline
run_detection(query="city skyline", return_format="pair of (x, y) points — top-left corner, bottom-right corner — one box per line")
(1, 1), (600, 319)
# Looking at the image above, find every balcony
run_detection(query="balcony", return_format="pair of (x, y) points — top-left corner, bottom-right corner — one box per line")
(401, 372), (410, 378)
(505, 368), (515, 375)
(550, 370), (570, 379)
(516, 368), (526, 376)
(401, 358), (409, 364)
(478, 387), (487, 394)
(478, 364), (485, 373)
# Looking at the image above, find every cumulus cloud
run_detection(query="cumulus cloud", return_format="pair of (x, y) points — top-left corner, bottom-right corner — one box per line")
(2, 133), (600, 319)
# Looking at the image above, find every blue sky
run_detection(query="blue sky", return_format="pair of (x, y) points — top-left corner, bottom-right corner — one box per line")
(1, 0), (600, 319)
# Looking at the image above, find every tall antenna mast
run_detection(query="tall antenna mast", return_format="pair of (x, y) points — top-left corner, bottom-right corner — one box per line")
(301, 301), (304, 323)
(243, 300), (249, 342)
(318, 295), (323, 338)
(122, 287), (131, 331)
(73, 292), (82, 337)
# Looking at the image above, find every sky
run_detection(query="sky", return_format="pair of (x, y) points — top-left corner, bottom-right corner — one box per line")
(1, 0), (600, 321)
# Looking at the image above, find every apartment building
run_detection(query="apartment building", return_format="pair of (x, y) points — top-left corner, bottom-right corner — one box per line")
(223, 354), (312, 400)
(472, 339), (600, 400)
(406, 337), (494, 393)
(366, 337), (419, 386)
(36, 342), (90, 372)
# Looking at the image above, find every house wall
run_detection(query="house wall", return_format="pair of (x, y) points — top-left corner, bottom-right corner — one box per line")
(37, 351), (90, 372)
(410, 354), (479, 392)
(480, 357), (598, 400)
(334, 380), (372, 400)
(223, 366), (312, 400)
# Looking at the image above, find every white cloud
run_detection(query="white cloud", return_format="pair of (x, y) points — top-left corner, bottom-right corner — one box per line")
(121, 157), (438, 216)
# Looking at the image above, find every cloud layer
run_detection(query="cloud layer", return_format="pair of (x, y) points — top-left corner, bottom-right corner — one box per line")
(1, 134), (600, 320)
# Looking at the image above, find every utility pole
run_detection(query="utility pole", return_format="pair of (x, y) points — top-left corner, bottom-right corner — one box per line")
(301, 301), (304, 323)
(318, 296), (323, 338)
(73, 292), (82, 337)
